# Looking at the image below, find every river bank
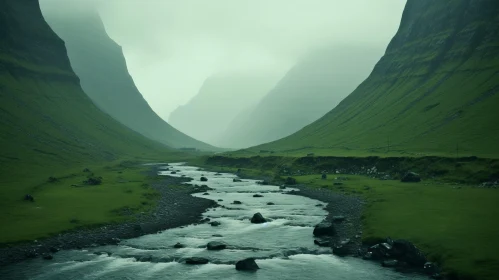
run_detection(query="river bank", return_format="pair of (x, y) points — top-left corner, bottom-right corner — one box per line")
(0, 166), (218, 267)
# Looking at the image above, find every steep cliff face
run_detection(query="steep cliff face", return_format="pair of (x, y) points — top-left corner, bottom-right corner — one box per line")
(218, 45), (384, 149)
(41, 8), (216, 151)
(0, 0), (172, 188)
(168, 73), (278, 146)
(256, 0), (499, 158)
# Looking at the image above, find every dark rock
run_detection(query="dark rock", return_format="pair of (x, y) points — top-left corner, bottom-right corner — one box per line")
(83, 177), (102, 185)
(217, 199), (223, 201)
(424, 262), (440, 275)
(314, 239), (330, 247)
(200, 177), (208, 182)
(253, 194), (264, 198)
(250, 212), (267, 224)
(332, 215), (346, 223)
(202, 192), (209, 195)
(24, 194), (34, 202)
(401, 172), (421, 183)
(390, 239), (427, 266)
(212, 234), (223, 237)
(257, 180), (269, 185)
(233, 178), (242, 182)
(42, 255), (53, 260)
(368, 243), (391, 259)
(49, 247), (59, 253)
(207, 241), (227, 250)
(285, 177), (297, 185)
(267, 202), (275, 205)
(313, 221), (336, 237)
(332, 245), (349, 256)
(185, 257), (209, 265)
(315, 204), (323, 207)
(173, 242), (185, 248)
(209, 221), (221, 227)
(199, 218), (211, 223)
(382, 260), (399, 267)
(233, 200), (242, 205)
(235, 258), (259, 271)
(171, 171), (177, 174)
(279, 185), (286, 189)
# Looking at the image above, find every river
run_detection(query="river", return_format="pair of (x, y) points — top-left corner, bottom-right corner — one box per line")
(1, 163), (426, 279)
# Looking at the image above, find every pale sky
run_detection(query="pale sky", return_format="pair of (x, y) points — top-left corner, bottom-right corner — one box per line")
(41, 0), (407, 120)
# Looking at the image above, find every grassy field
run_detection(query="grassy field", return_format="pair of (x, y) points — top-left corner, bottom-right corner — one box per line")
(295, 174), (499, 280)
(0, 160), (166, 244)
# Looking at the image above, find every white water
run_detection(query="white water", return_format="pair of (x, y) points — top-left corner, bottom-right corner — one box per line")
(1, 164), (426, 280)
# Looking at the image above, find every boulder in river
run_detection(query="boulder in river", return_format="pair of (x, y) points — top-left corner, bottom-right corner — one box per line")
(42, 255), (53, 260)
(389, 239), (427, 266)
(209, 221), (221, 227)
(200, 177), (208, 182)
(382, 260), (399, 268)
(332, 245), (349, 256)
(314, 239), (330, 247)
(267, 202), (275, 205)
(202, 192), (209, 195)
(207, 241), (227, 250)
(250, 212), (267, 224)
(218, 199), (223, 201)
(401, 172), (421, 183)
(313, 221), (336, 237)
(235, 258), (260, 271)
(233, 178), (242, 182)
(173, 242), (185, 248)
(185, 257), (209, 265)
(171, 171), (176, 174)
(233, 200), (242, 205)
(253, 194), (264, 198)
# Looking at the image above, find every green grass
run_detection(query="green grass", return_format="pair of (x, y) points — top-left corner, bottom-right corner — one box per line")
(249, 1), (499, 159)
(296, 174), (499, 280)
(0, 161), (165, 244)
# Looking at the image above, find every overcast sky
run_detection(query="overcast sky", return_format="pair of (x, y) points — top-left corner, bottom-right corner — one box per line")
(41, 0), (406, 120)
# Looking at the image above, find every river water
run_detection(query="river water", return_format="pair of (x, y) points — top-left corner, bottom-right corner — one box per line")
(1, 163), (425, 279)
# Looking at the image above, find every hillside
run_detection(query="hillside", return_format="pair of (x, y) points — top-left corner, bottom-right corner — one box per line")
(168, 72), (278, 146)
(0, 0), (181, 201)
(41, 7), (216, 151)
(253, 0), (499, 158)
(217, 45), (384, 149)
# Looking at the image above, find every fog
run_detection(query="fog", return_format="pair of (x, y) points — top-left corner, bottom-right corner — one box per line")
(40, 0), (406, 121)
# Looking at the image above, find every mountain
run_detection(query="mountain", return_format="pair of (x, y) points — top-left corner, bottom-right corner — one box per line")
(168, 72), (278, 146)
(216, 46), (384, 149)
(0, 0), (176, 194)
(41, 6), (216, 151)
(251, 0), (499, 158)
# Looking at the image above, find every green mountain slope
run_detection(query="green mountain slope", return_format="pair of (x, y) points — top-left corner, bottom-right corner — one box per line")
(41, 7), (216, 151)
(0, 0), (178, 196)
(218, 46), (384, 149)
(168, 72), (278, 146)
(254, 0), (499, 158)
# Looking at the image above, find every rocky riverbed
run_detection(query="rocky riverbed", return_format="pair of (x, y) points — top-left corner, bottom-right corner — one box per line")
(0, 169), (217, 267)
